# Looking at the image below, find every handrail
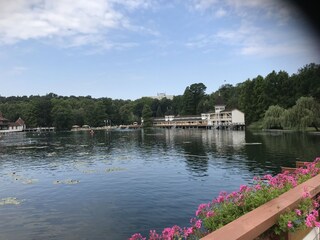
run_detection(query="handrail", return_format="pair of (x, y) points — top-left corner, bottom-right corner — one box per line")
(201, 173), (320, 240)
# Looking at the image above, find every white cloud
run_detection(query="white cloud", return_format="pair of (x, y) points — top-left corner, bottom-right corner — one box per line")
(214, 8), (227, 18)
(186, 34), (216, 49)
(6, 66), (28, 76)
(214, 21), (308, 57)
(186, 20), (310, 58)
(190, 0), (297, 23)
(192, 0), (218, 11)
(186, 0), (309, 58)
(0, 0), (154, 46)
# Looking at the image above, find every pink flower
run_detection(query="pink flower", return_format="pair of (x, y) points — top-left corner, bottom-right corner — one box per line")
(254, 184), (262, 190)
(129, 233), (146, 240)
(216, 195), (224, 203)
(239, 185), (248, 192)
(263, 174), (273, 181)
(171, 225), (182, 234)
(226, 191), (238, 200)
(287, 221), (293, 229)
(162, 228), (173, 239)
(196, 203), (209, 216)
(295, 209), (302, 216)
(312, 210), (319, 218)
(302, 189), (311, 198)
(161, 225), (181, 239)
(195, 219), (202, 229)
(149, 230), (159, 240)
(183, 227), (193, 238)
(253, 176), (260, 181)
(206, 211), (215, 218)
(305, 213), (317, 227)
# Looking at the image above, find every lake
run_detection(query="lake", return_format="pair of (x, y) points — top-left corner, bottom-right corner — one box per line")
(0, 129), (319, 239)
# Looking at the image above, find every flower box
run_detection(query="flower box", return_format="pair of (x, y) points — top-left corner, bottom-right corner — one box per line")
(286, 227), (313, 240)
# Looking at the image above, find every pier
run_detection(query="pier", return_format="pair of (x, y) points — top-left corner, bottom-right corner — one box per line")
(24, 127), (55, 132)
(153, 122), (245, 130)
(118, 124), (141, 129)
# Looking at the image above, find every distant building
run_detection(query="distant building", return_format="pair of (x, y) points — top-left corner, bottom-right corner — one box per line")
(153, 96), (245, 130)
(148, 93), (174, 100)
(0, 112), (26, 133)
(153, 115), (202, 127)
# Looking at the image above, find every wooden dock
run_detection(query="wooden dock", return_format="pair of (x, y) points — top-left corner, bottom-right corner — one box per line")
(153, 123), (245, 130)
(118, 124), (141, 129)
(24, 127), (55, 132)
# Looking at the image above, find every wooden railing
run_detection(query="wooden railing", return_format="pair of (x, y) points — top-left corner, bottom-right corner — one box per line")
(201, 162), (320, 240)
(281, 161), (309, 173)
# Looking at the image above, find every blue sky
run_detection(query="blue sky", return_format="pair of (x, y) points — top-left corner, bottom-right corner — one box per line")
(0, 0), (319, 100)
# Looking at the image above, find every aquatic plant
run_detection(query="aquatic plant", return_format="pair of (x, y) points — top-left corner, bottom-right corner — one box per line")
(129, 157), (320, 240)
(0, 197), (22, 206)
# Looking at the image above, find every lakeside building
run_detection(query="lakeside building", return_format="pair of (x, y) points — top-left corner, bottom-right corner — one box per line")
(153, 115), (203, 128)
(153, 97), (245, 130)
(0, 112), (26, 133)
(147, 93), (174, 100)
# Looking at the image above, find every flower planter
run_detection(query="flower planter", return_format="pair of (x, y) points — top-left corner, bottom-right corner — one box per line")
(255, 227), (313, 240)
(286, 227), (313, 240)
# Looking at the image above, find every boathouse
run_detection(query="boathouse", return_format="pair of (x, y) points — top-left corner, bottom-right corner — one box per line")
(0, 112), (26, 133)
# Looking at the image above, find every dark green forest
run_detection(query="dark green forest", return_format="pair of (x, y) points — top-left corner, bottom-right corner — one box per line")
(0, 63), (319, 130)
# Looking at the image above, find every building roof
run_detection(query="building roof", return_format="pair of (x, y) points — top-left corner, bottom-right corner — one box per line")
(220, 108), (244, 113)
(0, 112), (9, 123)
(15, 117), (25, 126)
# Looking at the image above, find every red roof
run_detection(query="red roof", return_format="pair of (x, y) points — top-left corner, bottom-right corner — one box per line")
(15, 117), (25, 126)
(0, 112), (9, 122)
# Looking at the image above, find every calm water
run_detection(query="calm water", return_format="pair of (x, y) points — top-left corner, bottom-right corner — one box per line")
(0, 129), (319, 240)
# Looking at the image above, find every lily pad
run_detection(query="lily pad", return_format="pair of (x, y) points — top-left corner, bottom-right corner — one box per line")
(106, 167), (127, 173)
(22, 179), (39, 184)
(53, 179), (80, 185)
(81, 169), (97, 174)
(0, 197), (22, 206)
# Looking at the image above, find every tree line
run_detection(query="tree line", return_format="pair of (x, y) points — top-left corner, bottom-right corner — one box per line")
(0, 63), (319, 130)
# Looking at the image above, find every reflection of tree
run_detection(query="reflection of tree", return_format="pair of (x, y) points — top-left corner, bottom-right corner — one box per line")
(181, 139), (209, 177)
(243, 131), (320, 175)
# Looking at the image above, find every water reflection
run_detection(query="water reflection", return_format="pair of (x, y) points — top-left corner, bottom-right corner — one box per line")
(0, 129), (319, 240)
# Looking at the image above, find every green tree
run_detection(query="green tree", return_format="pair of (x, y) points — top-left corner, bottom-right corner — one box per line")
(31, 97), (52, 127)
(142, 105), (153, 127)
(283, 97), (320, 131)
(119, 103), (135, 124)
(293, 63), (320, 100)
(172, 95), (184, 115)
(263, 105), (285, 129)
(182, 83), (207, 115)
(51, 99), (73, 130)
(156, 105), (163, 117)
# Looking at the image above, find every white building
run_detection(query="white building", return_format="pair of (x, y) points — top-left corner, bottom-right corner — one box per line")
(153, 96), (245, 129)
(201, 97), (245, 129)
(148, 93), (174, 100)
